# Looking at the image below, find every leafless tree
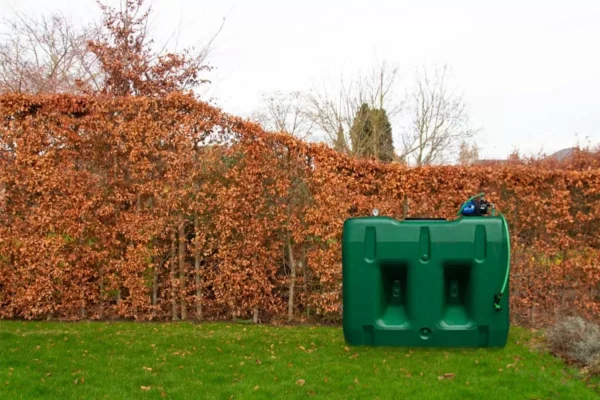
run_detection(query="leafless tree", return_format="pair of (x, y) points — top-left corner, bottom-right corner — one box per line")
(458, 140), (480, 165)
(0, 13), (101, 94)
(305, 60), (402, 154)
(401, 65), (477, 166)
(251, 91), (314, 140)
(0, 1), (225, 96)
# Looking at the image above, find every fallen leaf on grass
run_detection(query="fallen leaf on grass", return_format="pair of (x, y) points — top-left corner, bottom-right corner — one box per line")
(254, 386), (260, 391)
(143, 367), (152, 372)
(296, 379), (305, 386)
(354, 378), (360, 384)
(141, 386), (151, 391)
(437, 373), (455, 380)
(255, 359), (262, 365)
(349, 353), (358, 359)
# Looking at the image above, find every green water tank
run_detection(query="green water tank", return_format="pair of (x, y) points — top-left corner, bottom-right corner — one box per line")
(342, 216), (510, 347)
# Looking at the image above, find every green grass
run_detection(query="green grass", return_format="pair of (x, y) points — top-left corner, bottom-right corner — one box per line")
(0, 322), (598, 399)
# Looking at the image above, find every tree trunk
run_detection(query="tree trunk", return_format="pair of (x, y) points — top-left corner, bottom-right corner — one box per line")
(170, 232), (179, 321)
(98, 264), (105, 319)
(287, 234), (296, 322)
(194, 214), (202, 320)
(149, 196), (157, 317)
(253, 306), (259, 324)
(152, 260), (158, 308)
(178, 214), (187, 320)
(302, 246), (309, 318)
(0, 181), (6, 214)
(417, 127), (424, 167)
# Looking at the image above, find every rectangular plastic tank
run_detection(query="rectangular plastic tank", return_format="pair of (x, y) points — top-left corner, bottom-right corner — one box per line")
(342, 216), (510, 347)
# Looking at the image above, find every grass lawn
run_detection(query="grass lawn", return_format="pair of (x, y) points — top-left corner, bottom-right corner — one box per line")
(0, 322), (598, 399)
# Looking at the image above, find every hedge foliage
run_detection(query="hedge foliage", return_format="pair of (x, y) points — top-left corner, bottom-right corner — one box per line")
(1, 94), (599, 324)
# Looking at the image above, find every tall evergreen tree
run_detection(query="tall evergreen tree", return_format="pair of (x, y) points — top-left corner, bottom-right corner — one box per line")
(371, 108), (394, 162)
(350, 103), (373, 158)
(349, 103), (395, 162)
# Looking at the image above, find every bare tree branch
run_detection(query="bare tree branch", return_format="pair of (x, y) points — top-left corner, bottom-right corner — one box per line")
(0, 0), (224, 97)
(0, 12), (99, 94)
(305, 61), (402, 155)
(251, 91), (315, 140)
(400, 65), (477, 166)
(458, 140), (480, 165)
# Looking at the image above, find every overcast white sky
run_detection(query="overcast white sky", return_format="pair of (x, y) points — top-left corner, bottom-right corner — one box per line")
(2, 0), (599, 159)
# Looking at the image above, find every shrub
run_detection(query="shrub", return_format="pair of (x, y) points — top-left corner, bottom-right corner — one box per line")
(547, 316), (600, 374)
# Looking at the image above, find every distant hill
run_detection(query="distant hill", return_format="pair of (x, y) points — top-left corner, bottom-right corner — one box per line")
(545, 147), (576, 161)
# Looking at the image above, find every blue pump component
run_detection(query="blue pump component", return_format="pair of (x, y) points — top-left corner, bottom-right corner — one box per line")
(461, 201), (477, 216)
(460, 197), (490, 217)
